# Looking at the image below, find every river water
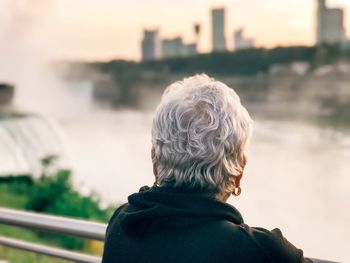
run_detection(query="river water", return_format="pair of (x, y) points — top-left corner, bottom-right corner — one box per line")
(58, 109), (350, 262)
(0, 109), (349, 261)
(0, 1), (347, 259)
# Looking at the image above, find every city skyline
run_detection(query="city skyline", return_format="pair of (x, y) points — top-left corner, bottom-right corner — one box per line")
(1, 0), (350, 61)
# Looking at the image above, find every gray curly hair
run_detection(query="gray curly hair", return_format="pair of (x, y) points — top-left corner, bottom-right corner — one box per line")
(152, 74), (253, 195)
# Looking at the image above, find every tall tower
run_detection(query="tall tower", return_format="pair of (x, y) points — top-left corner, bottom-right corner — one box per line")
(316, 0), (346, 45)
(316, 0), (326, 44)
(211, 8), (226, 52)
(141, 30), (161, 61)
(194, 23), (201, 51)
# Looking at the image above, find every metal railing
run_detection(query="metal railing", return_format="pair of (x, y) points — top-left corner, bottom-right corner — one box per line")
(0, 208), (106, 263)
(0, 207), (338, 263)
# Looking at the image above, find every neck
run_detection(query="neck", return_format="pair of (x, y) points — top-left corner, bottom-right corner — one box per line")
(215, 192), (230, 203)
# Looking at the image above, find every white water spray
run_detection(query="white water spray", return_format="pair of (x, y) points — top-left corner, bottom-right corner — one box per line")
(0, 0), (92, 117)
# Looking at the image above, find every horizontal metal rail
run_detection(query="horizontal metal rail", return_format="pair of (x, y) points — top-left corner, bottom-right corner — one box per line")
(0, 237), (100, 263)
(0, 207), (338, 263)
(310, 259), (338, 263)
(0, 208), (106, 241)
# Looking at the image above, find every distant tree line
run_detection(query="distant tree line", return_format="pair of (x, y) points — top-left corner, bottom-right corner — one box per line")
(64, 44), (350, 106)
(90, 44), (350, 77)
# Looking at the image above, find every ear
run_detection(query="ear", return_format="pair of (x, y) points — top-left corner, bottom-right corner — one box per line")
(234, 152), (247, 187)
(241, 152), (247, 169)
(234, 173), (242, 189)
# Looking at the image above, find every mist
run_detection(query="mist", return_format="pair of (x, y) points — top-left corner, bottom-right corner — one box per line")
(0, 1), (349, 262)
(0, 0), (90, 118)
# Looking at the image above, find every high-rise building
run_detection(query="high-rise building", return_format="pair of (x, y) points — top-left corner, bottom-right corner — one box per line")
(141, 30), (161, 61)
(234, 29), (255, 50)
(183, 43), (197, 57)
(316, 0), (346, 45)
(211, 8), (226, 52)
(162, 37), (197, 59)
(162, 37), (183, 58)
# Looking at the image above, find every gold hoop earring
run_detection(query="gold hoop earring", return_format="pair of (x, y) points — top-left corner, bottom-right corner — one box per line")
(232, 186), (241, 196)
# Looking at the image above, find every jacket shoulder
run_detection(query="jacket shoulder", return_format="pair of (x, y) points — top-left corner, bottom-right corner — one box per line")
(242, 225), (312, 263)
(105, 203), (128, 238)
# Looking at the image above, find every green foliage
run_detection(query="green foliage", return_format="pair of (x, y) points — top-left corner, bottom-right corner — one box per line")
(0, 176), (33, 209)
(85, 45), (350, 106)
(92, 44), (350, 78)
(26, 170), (71, 213)
(0, 155), (114, 262)
(0, 246), (70, 263)
(0, 225), (70, 263)
(24, 155), (112, 221)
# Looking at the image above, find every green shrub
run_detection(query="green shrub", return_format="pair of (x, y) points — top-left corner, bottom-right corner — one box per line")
(0, 155), (114, 261)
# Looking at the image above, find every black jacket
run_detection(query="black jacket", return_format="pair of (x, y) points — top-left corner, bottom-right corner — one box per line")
(102, 186), (312, 263)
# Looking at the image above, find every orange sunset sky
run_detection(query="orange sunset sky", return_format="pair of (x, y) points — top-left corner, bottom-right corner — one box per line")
(1, 0), (350, 61)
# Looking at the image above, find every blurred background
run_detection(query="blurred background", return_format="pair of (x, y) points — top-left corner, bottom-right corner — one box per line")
(0, 0), (349, 262)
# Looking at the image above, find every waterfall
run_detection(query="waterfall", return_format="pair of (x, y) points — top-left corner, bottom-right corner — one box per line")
(0, 115), (70, 176)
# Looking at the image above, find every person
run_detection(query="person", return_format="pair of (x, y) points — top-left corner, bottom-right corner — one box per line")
(102, 74), (312, 263)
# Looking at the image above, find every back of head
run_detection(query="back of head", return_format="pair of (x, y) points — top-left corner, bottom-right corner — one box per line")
(152, 74), (253, 196)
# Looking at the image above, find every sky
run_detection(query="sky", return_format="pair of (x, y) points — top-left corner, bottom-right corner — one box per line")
(1, 0), (350, 61)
